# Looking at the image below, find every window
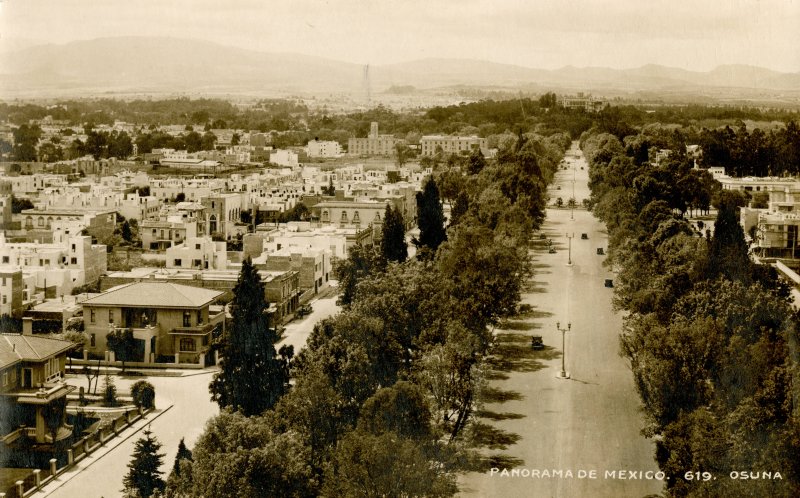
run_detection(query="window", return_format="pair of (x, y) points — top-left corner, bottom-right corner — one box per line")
(152, 229), (157, 236)
(90, 309), (96, 323)
(180, 338), (196, 352)
(90, 334), (96, 347)
(108, 309), (114, 324)
(2, 371), (7, 387)
(2, 295), (6, 305)
(2, 256), (8, 263)
(71, 257), (77, 264)
(174, 259), (182, 266)
(1, 277), (5, 286)
(195, 244), (201, 250)
(183, 311), (191, 327)
(197, 310), (203, 324)
(38, 216), (44, 227)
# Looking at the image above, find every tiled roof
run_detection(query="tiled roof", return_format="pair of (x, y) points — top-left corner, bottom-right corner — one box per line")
(80, 281), (222, 308)
(0, 334), (76, 369)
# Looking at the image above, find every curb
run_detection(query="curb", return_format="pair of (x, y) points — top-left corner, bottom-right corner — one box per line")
(39, 403), (174, 497)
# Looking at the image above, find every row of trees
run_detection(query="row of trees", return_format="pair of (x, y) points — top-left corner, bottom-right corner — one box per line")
(154, 128), (568, 497)
(582, 129), (800, 497)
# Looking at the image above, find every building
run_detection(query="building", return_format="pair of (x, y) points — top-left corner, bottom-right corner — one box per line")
(254, 247), (330, 295)
(166, 237), (228, 271)
(560, 93), (606, 112)
(306, 139), (343, 158)
(420, 135), (487, 157)
(140, 216), (199, 251)
(348, 122), (401, 156)
(0, 333), (76, 448)
(81, 281), (224, 364)
(100, 267), (300, 325)
(0, 268), (24, 318)
(269, 150), (300, 167)
(200, 193), (245, 239)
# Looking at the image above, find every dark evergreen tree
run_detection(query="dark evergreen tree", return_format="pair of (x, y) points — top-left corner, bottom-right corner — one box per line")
(707, 198), (751, 283)
(121, 220), (133, 243)
(123, 426), (166, 498)
(467, 149), (486, 175)
(415, 176), (447, 253)
(209, 257), (287, 416)
(333, 243), (384, 306)
(172, 437), (193, 477)
(380, 204), (407, 263)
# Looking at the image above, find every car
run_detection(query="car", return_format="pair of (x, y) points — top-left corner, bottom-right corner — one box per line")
(530, 335), (544, 350)
(296, 304), (313, 317)
(604, 279), (614, 288)
(597, 247), (605, 255)
(548, 247), (556, 254)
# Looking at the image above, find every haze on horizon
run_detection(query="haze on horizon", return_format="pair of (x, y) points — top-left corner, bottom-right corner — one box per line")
(0, 0), (799, 74)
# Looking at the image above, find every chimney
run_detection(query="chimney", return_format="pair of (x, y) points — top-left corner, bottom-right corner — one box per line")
(22, 317), (33, 336)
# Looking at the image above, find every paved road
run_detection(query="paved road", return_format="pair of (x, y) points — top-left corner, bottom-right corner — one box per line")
(276, 287), (341, 354)
(458, 142), (662, 497)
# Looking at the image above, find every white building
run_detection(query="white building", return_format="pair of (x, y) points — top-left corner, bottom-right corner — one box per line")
(306, 139), (343, 158)
(270, 150), (300, 167)
(166, 236), (228, 271)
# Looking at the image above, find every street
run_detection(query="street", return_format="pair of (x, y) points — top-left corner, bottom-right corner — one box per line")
(458, 142), (662, 497)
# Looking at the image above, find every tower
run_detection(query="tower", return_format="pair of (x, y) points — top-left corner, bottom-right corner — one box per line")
(362, 64), (372, 107)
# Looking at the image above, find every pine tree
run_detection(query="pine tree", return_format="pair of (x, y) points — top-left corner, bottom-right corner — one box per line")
(121, 220), (133, 243)
(209, 257), (287, 416)
(172, 437), (193, 477)
(380, 204), (407, 263)
(123, 426), (165, 498)
(415, 176), (447, 253)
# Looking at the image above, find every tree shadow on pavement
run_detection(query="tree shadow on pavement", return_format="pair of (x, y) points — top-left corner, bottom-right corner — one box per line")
(468, 453), (526, 472)
(481, 386), (523, 403)
(487, 333), (560, 373)
(476, 409), (525, 421)
(468, 421), (522, 450)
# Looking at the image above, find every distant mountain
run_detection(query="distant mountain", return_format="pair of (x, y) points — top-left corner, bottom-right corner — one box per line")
(1, 36), (799, 98)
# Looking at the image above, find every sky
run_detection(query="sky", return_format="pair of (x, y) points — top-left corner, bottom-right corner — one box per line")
(1, 0), (799, 73)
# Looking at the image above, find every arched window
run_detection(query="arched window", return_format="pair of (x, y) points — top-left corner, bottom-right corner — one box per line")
(209, 214), (217, 234)
(340, 211), (348, 222)
(352, 211), (360, 223)
(38, 216), (45, 227)
(26, 216), (33, 228)
(374, 212), (381, 221)
(321, 210), (329, 222)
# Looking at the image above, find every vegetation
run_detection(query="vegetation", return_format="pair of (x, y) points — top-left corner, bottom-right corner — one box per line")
(415, 175), (447, 256)
(583, 127), (800, 497)
(131, 380), (156, 410)
(106, 327), (139, 371)
(123, 426), (166, 498)
(209, 258), (287, 416)
(380, 204), (407, 263)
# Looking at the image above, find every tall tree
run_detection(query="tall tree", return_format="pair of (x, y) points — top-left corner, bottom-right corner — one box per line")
(209, 257), (287, 416)
(415, 176), (447, 254)
(123, 426), (166, 498)
(380, 204), (407, 263)
(107, 327), (138, 372)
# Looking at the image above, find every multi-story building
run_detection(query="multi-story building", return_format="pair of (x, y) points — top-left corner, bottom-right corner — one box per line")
(306, 139), (343, 158)
(200, 193), (245, 239)
(166, 237), (227, 271)
(254, 247), (330, 295)
(348, 122), (401, 156)
(420, 135), (487, 157)
(0, 268), (23, 317)
(0, 333), (76, 447)
(81, 281), (224, 364)
(269, 150), (300, 167)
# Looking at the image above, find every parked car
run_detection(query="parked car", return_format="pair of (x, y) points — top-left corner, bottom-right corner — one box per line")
(530, 335), (544, 350)
(548, 247), (556, 254)
(597, 247), (605, 255)
(604, 279), (614, 288)
(296, 304), (313, 317)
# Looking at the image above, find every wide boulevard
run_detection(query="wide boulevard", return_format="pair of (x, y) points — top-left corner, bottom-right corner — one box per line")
(459, 142), (662, 497)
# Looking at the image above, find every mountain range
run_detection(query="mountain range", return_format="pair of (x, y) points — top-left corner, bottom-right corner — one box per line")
(1, 36), (799, 99)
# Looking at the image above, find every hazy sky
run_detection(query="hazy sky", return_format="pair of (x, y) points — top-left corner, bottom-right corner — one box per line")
(1, 0), (798, 72)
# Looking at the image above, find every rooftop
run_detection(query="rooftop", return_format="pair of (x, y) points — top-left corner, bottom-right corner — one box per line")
(81, 281), (222, 308)
(0, 334), (76, 369)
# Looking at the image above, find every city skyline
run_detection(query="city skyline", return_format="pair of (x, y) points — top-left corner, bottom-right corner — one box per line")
(1, 0), (799, 73)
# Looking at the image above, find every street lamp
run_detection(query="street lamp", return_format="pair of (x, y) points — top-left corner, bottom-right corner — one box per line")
(566, 233), (574, 266)
(556, 321), (571, 379)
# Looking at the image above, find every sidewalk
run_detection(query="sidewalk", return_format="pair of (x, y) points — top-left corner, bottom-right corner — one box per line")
(38, 404), (174, 497)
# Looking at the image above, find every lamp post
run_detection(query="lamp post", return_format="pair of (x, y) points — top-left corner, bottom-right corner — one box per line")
(556, 321), (571, 379)
(570, 166), (576, 220)
(566, 233), (574, 266)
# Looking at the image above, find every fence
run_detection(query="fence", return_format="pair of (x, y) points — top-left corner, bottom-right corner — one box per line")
(1, 406), (149, 498)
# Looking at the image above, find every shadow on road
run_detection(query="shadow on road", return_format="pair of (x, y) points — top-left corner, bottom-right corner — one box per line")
(499, 320), (542, 331)
(476, 409), (525, 421)
(469, 421), (522, 450)
(526, 281), (549, 293)
(487, 333), (561, 373)
(481, 386), (524, 403)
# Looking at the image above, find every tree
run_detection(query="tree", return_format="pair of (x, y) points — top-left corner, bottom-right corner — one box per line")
(12, 124), (41, 161)
(107, 327), (138, 372)
(323, 430), (457, 498)
(333, 243), (384, 306)
(415, 176), (447, 254)
(102, 374), (118, 407)
(131, 380), (156, 410)
(380, 204), (407, 263)
(164, 438), (193, 498)
(10, 195), (34, 214)
(121, 220), (133, 243)
(209, 258), (287, 416)
(191, 411), (317, 497)
(357, 381), (433, 440)
(123, 426), (166, 498)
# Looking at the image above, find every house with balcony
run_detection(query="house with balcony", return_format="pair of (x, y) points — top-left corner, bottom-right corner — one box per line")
(81, 281), (224, 364)
(0, 333), (77, 454)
